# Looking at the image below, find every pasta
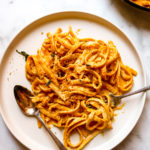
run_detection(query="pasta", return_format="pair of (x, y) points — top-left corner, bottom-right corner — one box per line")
(25, 26), (137, 150)
(130, 0), (150, 8)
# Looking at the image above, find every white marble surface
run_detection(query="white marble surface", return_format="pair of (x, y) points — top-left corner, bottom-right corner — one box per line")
(0, 0), (150, 150)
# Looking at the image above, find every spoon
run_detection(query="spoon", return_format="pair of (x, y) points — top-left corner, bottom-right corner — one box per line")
(14, 85), (67, 150)
(110, 85), (150, 107)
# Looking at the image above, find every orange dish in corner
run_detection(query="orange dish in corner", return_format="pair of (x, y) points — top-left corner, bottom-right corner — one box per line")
(130, 0), (150, 8)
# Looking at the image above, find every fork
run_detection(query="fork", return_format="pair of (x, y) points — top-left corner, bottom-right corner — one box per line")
(109, 85), (150, 106)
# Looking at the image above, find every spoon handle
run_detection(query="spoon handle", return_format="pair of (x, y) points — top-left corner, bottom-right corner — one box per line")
(35, 113), (67, 150)
(118, 85), (150, 99)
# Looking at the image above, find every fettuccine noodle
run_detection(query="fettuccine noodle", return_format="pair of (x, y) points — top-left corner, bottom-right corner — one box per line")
(25, 26), (137, 150)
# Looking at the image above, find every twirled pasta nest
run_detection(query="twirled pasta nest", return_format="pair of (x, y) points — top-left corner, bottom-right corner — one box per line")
(25, 26), (137, 150)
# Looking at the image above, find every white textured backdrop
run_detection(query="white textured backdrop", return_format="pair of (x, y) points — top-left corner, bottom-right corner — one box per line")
(0, 0), (150, 149)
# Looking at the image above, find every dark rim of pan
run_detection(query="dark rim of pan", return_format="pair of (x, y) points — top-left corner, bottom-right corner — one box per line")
(124, 0), (150, 11)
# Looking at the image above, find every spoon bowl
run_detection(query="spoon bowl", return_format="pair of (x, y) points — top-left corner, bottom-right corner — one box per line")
(14, 85), (37, 116)
(14, 85), (67, 150)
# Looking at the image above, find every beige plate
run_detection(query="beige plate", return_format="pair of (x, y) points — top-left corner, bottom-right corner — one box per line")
(0, 11), (146, 150)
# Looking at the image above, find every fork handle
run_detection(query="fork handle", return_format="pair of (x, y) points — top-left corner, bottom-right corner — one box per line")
(118, 85), (150, 99)
(35, 113), (67, 150)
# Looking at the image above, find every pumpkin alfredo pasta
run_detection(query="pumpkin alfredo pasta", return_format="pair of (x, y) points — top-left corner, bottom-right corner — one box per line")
(25, 26), (137, 150)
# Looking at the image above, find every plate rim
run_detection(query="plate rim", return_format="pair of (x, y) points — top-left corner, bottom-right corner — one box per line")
(0, 11), (147, 150)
